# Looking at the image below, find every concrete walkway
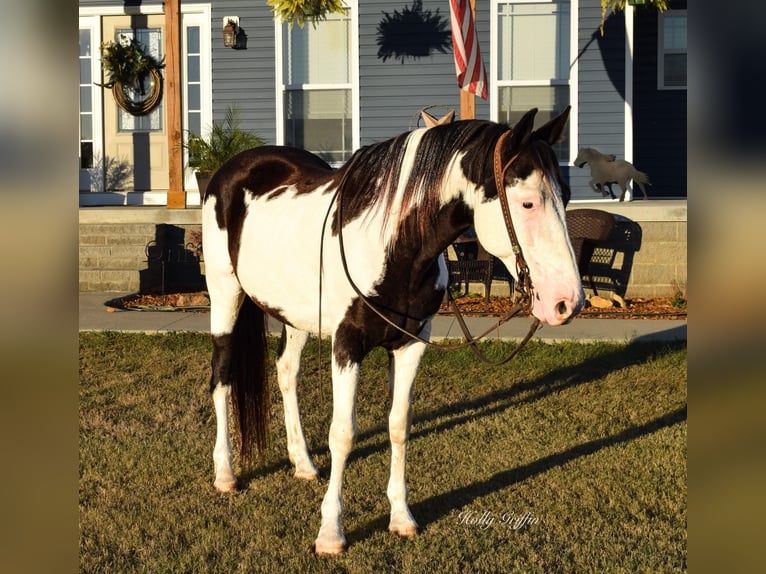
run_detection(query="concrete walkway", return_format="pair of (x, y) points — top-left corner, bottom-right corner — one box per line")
(79, 292), (686, 344)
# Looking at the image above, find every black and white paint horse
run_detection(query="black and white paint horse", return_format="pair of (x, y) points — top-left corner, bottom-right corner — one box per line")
(201, 107), (584, 554)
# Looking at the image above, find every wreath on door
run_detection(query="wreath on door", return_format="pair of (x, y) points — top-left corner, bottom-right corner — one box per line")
(99, 34), (164, 116)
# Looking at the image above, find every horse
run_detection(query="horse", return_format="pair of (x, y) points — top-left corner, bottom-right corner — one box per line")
(573, 147), (650, 201)
(201, 107), (584, 555)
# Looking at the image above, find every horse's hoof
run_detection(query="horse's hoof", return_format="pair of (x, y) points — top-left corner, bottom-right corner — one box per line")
(214, 479), (237, 493)
(314, 541), (346, 555)
(295, 469), (319, 481)
(389, 525), (418, 539)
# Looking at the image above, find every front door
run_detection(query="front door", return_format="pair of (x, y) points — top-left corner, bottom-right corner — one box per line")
(102, 15), (168, 192)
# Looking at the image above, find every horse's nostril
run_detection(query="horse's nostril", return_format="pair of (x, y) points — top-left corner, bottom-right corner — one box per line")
(556, 301), (569, 316)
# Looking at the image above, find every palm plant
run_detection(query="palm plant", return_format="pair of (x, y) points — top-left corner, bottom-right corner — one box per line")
(184, 107), (264, 174)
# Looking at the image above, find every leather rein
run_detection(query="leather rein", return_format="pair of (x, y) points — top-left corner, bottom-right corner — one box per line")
(323, 128), (541, 366)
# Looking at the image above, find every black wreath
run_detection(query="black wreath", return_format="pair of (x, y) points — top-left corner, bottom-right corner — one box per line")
(112, 67), (163, 116)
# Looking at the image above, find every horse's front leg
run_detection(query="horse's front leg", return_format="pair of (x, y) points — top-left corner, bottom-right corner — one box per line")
(314, 349), (359, 555)
(276, 326), (318, 480)
(589, 180), (608, 197)
(387, 327), (429, 538)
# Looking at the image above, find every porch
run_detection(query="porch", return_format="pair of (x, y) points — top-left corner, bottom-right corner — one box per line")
(79, 199), (687, 299)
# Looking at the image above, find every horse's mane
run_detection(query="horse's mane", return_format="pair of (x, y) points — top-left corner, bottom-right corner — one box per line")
(331, 120), (505, 247)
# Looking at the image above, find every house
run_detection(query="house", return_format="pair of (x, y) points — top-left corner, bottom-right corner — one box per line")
(78, 0), (686, 296)
(79, 0), (686, 204)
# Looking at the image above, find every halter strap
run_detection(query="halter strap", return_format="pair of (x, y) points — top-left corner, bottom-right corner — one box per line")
(492, 130), (535, 317)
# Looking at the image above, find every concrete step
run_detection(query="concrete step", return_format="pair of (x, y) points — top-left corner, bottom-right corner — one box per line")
(79, 220), (203, 292)
(79, 269), (140, 293)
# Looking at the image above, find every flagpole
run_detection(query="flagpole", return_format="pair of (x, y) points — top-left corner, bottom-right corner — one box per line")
(459, 0), (477, 120)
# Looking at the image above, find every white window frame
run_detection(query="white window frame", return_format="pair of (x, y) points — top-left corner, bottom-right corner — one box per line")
(274, 0), (360, 167)
(181, 5), (213, 191)
(657, 9), (687, 91)
(490, 0), (578, 165)
(79, 15), (104, 191)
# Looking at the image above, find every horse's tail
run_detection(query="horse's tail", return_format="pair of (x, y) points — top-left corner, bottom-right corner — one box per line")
(633, 168), (651, 197)
(230, 295), (270, 465)
(633, 168), (650, 186)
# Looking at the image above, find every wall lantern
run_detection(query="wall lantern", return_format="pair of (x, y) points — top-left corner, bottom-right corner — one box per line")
(223, 18), (238, 48)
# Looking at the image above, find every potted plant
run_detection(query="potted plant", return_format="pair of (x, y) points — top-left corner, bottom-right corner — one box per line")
(183, 106), (264, 195)
(599, 0), (668, 34)
(267, 0), (345, 28)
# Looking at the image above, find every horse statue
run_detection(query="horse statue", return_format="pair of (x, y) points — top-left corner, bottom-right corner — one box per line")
(573, 147), (650, 201)
(201, 107), (584, 555)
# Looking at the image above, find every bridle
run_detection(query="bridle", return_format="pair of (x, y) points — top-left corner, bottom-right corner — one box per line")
(320, 127), (541, 366)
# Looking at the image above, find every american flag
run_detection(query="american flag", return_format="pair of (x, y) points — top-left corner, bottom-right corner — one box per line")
(449, 0), (488, 100)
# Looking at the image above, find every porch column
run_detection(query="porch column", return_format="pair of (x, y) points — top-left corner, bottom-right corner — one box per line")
(165, 0), (185, 208)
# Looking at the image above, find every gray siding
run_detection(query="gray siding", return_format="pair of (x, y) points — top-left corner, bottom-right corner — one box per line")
(571, 0), (628, 200)
(210, 1), (277, 144)
(359, 0), (490, 146)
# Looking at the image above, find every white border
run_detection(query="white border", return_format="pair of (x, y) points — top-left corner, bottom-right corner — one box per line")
(624, 3), (634, 202)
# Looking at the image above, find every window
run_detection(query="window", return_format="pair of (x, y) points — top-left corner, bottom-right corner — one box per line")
(116, 28), (163, 132)
(79, 15), (103, 192)
(181, 8), (212, 191)
(493, 0), (572, 161)
(185, 25), (202, 137)
(79, 28), (94, 170)
(277, 3), (358, 165)
(658, 11), (687, 90)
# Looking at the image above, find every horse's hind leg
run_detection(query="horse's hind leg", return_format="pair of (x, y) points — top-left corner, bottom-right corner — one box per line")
(387, 328), (429, 538)
(208, 277), (245, 492)
(617, 181), (630, 202)
(276, 326), (318, 480)
(635, 179), (649, 199)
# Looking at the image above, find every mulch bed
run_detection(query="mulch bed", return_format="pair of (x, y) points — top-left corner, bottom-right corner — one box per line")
(111, 291), (687, 320)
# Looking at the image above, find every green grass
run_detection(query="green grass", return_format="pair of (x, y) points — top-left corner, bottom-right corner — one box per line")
(80, 332), (686, 573)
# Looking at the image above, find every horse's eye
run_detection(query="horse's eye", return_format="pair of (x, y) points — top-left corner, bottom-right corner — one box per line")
(522, 201), (534, 209)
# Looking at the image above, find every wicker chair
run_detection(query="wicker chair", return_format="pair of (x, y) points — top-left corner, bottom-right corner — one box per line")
(565, 208), (616, 289)
(444, 238), (494, 302)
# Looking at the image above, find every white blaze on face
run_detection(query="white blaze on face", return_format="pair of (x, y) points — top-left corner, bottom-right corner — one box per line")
(472, 170), (584, 326)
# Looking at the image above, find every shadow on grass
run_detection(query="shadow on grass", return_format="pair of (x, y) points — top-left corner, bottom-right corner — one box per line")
(239, 340), (685, 530)
(345, 404), (687, 548)
(343, 340), (685, 469)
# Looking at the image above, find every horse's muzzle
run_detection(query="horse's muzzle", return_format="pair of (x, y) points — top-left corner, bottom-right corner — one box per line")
(536, 295), (583, 326)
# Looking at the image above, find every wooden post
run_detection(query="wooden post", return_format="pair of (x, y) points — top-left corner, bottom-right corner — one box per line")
(459, 0), (477, 120)
(165, 0), (186, 208)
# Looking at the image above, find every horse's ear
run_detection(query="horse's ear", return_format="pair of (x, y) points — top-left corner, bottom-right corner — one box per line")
(507, 108), (538, 148)
(530, 106), (571, 145)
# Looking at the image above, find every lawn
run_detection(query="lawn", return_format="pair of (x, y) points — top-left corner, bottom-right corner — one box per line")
(79, 332), (686, 573)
